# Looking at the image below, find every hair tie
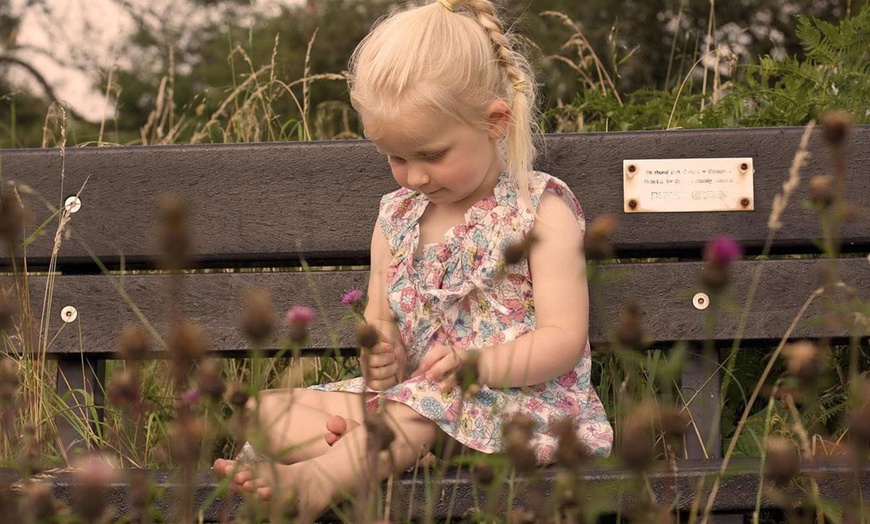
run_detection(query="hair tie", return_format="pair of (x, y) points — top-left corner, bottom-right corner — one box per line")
(513, 79), (528, 94)
(436, 0), (454, 12)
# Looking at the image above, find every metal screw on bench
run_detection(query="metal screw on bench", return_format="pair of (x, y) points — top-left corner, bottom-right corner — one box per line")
(625, 163), (637, 177)
(740, 197), (751, 209)
(61, 305), (78, 323)
(692, 293), (709, 311)
(738, 162), (749, 173)
(64, 196), (82, 213)
(628, 199), (638, 210)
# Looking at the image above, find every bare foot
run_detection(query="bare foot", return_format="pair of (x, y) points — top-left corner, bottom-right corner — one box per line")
(324, 415), (361, 446)
(214, 459), (332, 522)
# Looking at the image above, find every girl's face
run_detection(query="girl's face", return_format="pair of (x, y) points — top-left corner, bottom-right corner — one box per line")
(367, 103), (510, 211)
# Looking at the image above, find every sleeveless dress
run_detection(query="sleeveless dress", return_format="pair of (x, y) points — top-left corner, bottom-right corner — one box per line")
(312, 171), (613, 462)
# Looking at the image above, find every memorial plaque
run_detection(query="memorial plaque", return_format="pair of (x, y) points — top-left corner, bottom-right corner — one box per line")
(623, 158), (754, 213)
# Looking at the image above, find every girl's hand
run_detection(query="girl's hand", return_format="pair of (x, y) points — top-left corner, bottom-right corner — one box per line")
(412, 345), (482, 390)
(362, 339), (406, 392)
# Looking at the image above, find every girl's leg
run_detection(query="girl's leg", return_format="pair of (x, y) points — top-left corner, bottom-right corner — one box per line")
(225, 400), (441, 522)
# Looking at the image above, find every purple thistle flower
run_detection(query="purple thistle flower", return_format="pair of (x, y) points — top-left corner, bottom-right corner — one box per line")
(704, 235), (743, 268)
(181, 388), (201, 406)
(341, 288), (364, 305)
(286, 306), (316, 326)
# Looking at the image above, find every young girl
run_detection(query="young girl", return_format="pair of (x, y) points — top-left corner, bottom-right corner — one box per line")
(214, 0), (612, 518)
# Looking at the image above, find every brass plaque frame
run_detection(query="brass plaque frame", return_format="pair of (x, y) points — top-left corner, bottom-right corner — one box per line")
(623, 157), (754, 213)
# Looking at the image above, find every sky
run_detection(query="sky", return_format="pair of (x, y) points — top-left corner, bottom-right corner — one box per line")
(10, 0), (301, 121)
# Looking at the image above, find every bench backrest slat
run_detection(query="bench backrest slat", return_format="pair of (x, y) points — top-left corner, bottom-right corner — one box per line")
(2, 127), (867, 270)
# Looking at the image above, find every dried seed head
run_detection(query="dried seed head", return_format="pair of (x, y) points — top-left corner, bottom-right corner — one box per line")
(503, 412), (536, 449)
(822, 110), (853, 146)
(240, 288), (275, 345)
(18, 424), (45, 476)
(118, 325), (151, 360)
(552, 418), (588, 468)
(157, 194), (190, 271)
(616, 301), (644, 349)
(0, 187), (26, 253)
(503, 232), (538, 265)
(225, 381), (249, 409)
(168, 416), (206, 467)
(0, 291), (14, 333)
(506, 443), (537, 474)
(555, 470), (578, 509)
(783, 340), (827, 386)
(848, 380), (870, 447)
(356, 322), (380, 351)
(658, 407), (690, 440)
(107, 369), (141, 407)
(364, 411), (396, 452)
(167, 321), (210, 361)
(764, 436), (800, 485)
(455, 350), (481, 394)
(22, 481), (61, 521)
(808, 175), (834, 209)
(616, 404), (657, 471)
(472, 464), (495, 486)
(700, 264), (729, 292)
(71, 452), (118, 521)
(196, 358), (226, 399)
(0, 357), (19, 405)
(286, 306), (316, 344)
(584, 214), (617, 260)
(128, 469), (152, 513)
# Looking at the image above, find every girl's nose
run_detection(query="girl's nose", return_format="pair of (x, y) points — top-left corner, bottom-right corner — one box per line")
(406, 166), (430, 190)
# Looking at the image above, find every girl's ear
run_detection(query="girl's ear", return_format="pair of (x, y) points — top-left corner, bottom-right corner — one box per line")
(485, 100), (512, 141)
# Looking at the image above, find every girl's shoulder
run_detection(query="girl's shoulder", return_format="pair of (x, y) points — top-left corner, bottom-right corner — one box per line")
(526, 172), (585, 228)
(377, 187), (427, 249)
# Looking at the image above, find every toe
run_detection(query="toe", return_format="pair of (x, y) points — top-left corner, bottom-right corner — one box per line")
(325, 415), (347, 434)
(325, 433), (339, 446)
(257, 485), (273, 501)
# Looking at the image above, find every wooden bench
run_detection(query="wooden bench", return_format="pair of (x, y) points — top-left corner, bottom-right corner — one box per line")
(1, 126), (868, 521)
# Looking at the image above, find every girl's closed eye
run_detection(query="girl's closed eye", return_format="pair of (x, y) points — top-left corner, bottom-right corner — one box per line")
(419, 150), (447, 162)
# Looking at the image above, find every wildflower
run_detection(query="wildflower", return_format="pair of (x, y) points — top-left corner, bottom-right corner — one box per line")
(763, 437), (800, 485)
(240, 288), (275, 345)
(503, 232), (538, 265)
(341, 288), (364, 306)
(286, 306), (316, 343)
(554, 470), (579, 510)
(180, 388), (202, 407)
(195, 358), (226, 399)
(157, 194), (191, 271)
(356, 322), (380, 350)
(701, 235), (743, 292)
(502, 413), (537, 473)
(118, 325), (151, 361)
(783, 340), (827, 387)
(107, 369), (141, 407)
(822, 110), (853, 147)
(71, 452), (118, 521)
(615, 301), (644, 349)
(584, 214), (616, 260)
(808, 175), (834, 209)
(167, 321), (210, 361)
(128, 469), (152, 519)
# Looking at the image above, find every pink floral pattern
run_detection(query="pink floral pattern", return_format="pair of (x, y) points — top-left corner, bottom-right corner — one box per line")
(312, 171), (613, 462)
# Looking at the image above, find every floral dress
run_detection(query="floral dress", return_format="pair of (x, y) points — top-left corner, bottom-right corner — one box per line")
(312, 171), (613, 463)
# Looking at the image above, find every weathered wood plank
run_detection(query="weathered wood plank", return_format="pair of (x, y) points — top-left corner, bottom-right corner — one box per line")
(2, 127), (867, 269)
(31, 256), (870, 357)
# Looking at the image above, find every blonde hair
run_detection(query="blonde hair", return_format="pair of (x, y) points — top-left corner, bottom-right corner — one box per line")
(348, 0), (539, 210)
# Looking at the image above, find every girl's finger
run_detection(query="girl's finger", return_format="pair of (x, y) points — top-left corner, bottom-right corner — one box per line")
(370, 361), (398, 380)
(425, 355), (458, 383)
(366, 352), (395, 368)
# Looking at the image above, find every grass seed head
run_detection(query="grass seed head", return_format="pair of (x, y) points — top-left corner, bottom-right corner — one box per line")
(503, 412), (536, 449)
(616, 404), (657, 471)
(616, 301), (645, 349)
(157, 194), (191, 271)
(783, 340), (827, 387)
(553, 418), (588, 468)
